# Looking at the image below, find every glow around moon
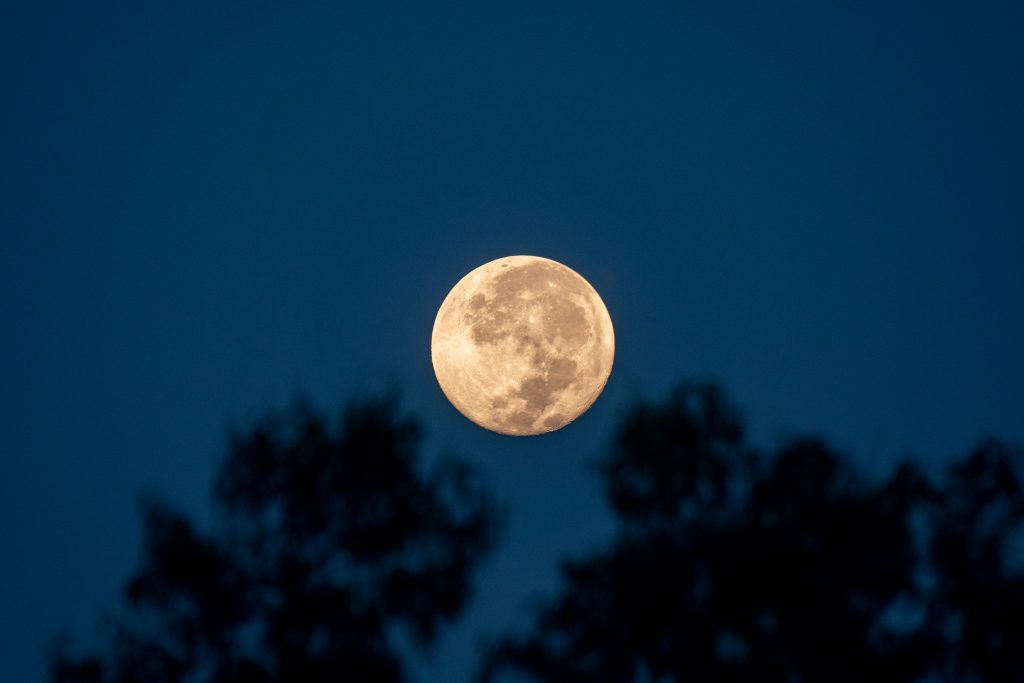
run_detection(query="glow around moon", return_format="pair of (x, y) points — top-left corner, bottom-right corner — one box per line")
(431, 255), (614, 436)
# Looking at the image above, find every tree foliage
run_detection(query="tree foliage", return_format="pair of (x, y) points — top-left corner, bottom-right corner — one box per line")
(52, 396), (501, 683)
(479, 382), (1024, 683)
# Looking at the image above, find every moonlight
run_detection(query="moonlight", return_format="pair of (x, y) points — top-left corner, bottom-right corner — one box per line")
(431, 255), (614, 436)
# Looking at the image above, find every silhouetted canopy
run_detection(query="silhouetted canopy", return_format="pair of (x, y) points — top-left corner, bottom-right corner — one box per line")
(50, 383), (1024, 683)
(52, 395), (501, 683)
(479, 382), (1024, 683)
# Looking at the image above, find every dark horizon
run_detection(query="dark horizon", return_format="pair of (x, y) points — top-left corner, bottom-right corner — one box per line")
(3, 2), (1023, 681)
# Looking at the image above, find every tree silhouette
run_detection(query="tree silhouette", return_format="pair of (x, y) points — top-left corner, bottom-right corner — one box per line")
(478, 382), (1024, 683)
(51, 395), (502, 683)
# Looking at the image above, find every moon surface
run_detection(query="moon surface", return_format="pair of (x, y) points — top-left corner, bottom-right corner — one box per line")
(431, 255), (615, 436)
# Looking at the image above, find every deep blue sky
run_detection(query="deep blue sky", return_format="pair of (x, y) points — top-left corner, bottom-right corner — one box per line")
(2, 2), (1022, 681)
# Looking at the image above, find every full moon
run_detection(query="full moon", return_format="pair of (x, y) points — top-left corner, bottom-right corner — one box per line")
(431, 255), (615, 435)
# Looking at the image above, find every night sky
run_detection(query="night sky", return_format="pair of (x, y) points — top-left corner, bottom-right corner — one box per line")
(2, 2), (1023, 681)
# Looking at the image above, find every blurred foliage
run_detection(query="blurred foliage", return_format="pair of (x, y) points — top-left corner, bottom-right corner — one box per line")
(479, 382), (1024, 683)
(50, 382), (1024, 682)
(51, 395), (502, 683)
